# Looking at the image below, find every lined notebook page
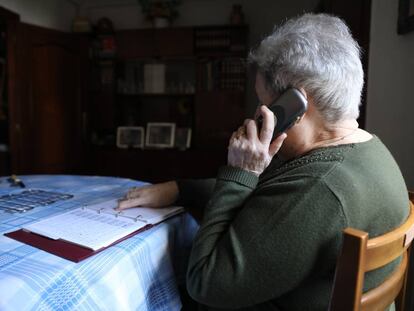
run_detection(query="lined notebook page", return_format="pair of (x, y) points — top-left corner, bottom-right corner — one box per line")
(23, 208), (146, 250)
(86, 204), (184, 223)
(23, 201), (184, 251)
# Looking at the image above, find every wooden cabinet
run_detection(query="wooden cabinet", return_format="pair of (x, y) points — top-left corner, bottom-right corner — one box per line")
(11, 24), (85, 174)
(1, 13), (247, 181)
(85, 25), (248, 182)
(0, 6), (87, 175)
(116, 28), (194, 59)
(0, 8), (19, 176)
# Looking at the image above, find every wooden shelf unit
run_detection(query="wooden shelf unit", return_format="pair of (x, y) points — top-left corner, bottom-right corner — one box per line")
(85, 25), (248, 182)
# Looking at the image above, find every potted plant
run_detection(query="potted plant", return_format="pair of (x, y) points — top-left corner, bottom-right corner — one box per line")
(138, 0), (181, 28)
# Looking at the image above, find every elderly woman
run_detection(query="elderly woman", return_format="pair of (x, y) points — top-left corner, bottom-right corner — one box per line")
(118, 14), (409, 310)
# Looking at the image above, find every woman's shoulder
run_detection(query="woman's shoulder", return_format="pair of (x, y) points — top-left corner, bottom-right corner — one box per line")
(259, 145), (346, 185)
(258, 135), (398, 190)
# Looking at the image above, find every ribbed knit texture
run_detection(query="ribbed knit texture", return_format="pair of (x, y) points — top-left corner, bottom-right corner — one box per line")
(217, 166), (259, 189)
(179, 136), (409, 310)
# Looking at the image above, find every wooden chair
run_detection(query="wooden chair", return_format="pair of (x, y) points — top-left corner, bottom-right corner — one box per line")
(329, 201), (414, 311)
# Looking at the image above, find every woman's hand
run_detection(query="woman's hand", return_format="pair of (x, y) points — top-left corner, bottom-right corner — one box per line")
(228, 105), (287, 176)
(116, 181), (179, 211)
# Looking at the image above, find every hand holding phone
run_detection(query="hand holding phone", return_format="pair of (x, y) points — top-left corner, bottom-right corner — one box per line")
(257, 88), (308, 138)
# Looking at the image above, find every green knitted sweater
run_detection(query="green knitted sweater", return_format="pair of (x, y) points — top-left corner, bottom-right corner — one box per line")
(177, 136), (409, 310)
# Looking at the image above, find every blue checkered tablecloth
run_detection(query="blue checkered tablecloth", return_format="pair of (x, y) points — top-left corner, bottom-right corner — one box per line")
(0, 175), (198, 311)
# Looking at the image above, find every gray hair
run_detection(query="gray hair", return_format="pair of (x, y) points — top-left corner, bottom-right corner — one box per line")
(249, 13), (364, 122)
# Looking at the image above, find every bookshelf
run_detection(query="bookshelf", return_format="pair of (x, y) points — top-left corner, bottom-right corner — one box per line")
(85, 25), (248, 182)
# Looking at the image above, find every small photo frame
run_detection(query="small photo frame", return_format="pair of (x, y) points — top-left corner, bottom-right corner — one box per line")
(116, 126), (144, 149)
(145, 122), (176, 148)
(175, 128), (192, 150)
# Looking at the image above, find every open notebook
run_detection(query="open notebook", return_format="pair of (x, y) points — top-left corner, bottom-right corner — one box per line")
(21, 200), (183, 251)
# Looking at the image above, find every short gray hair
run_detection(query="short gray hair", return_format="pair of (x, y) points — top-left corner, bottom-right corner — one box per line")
(249, 13), (364, 122)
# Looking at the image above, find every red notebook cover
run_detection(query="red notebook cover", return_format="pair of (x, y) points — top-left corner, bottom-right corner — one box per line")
(5, 225), (152, 263)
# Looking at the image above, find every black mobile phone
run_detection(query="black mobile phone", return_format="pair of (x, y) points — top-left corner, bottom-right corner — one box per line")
(257, 88), (308, 137)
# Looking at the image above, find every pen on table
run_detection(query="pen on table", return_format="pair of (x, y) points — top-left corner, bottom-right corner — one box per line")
(8, 174), (26, 188)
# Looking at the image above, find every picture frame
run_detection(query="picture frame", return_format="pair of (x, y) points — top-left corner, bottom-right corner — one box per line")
(116, 126), (144, 149)
(398, 0), (414, 34)
(145, 122), (176, 148)
(175, 128), (192, 150)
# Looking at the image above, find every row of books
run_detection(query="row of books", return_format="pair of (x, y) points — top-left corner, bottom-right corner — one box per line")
(98, 58), (245, 93)
(197, 58), (246, 91)
(143, 64), (166, 94)
(117, 62), (196, 95)
(194, 28), (246, 52)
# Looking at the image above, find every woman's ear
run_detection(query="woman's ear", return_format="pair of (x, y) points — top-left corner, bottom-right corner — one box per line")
(298, 87), (307, 99)
(295, 113), (305, 124)
(294, 88), (308, 124)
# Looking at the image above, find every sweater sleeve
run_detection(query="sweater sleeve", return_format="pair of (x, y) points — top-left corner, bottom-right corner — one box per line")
(186, 166), (346, 309)
(176, 178), (216, 210)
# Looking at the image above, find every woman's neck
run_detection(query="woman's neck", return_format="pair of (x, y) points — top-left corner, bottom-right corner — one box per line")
(311, 119), (360, 148)
(279, 119), (372, 160)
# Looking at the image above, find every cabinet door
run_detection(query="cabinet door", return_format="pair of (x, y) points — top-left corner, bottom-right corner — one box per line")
(0, 7), (19, 175)
(31, 45), (80, 172)
(12, 24), (83, 174)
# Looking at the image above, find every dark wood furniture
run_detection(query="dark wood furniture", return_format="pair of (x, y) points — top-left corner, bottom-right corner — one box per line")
(1, 4), (247, 181)
(2, 6), (86, 175)
(84, 25), (248, 182)
(0, 7), (19, 176)
(3, 2), (373, 182)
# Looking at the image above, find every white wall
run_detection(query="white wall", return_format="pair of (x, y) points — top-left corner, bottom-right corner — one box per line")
(367, 0), (414, 188)
(0, 0), (76, 31)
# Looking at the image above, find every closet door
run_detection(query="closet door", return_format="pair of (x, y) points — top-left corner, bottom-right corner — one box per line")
(30, 44), (81, 173)
(12, 24), (84, 174)
(0, 7), (19, 176)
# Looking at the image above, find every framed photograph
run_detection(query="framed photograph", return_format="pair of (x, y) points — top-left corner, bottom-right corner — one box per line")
(175, 128), (192, 150)
(116, 126), (144, 149)
(145, 123), (176, 148)
(398, 0), (414, 34)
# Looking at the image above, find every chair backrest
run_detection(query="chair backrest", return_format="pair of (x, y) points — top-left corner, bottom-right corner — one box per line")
(329, 201), (414, 311)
